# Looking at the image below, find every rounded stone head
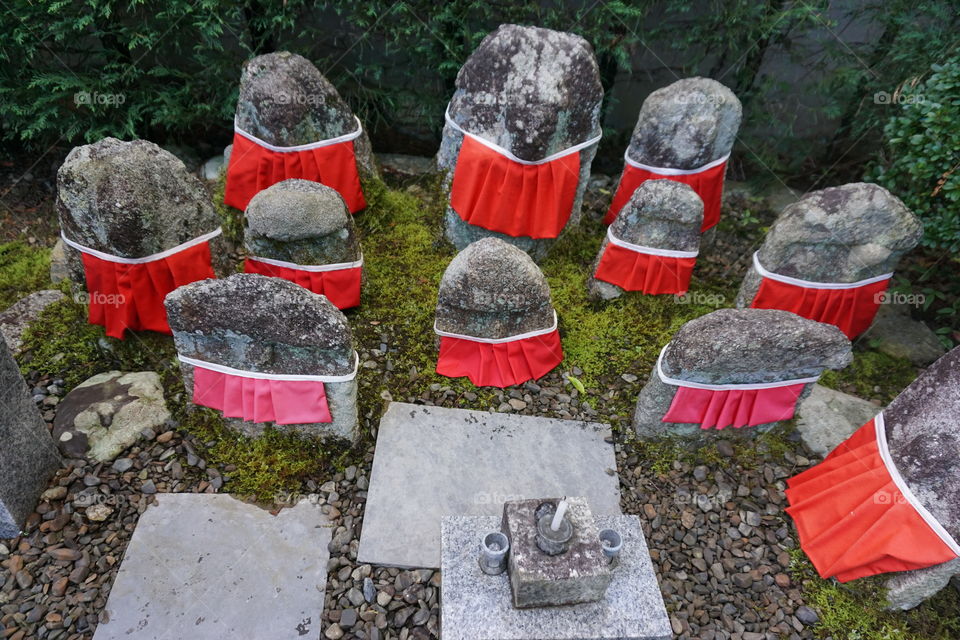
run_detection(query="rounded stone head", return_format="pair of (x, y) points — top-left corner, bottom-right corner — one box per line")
(56, 137), (219, 257)
(243, 180), (359, 264)
(661, 308), (852, 384)
(629, 77), (742, 169)
(611, 180), (704, 251)
(235, 51), (356, 146)
(757, 182), (923, 280)
(436, 238), (555, 339)
(449, 24), (603, 161)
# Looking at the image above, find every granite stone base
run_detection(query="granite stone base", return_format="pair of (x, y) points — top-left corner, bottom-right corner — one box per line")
(441, 515), (672, 640)
(358, 403), (621, 568)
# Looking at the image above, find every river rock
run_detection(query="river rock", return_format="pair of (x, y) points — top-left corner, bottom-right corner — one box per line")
(165, 274), (358, 441)
(861, 303), (946, 366)
(235, 51), (376, 178)
(437, 24), (603, 261)
(435, 238), (554, 339)
(244, 179), (361, 265)
(881, 346), (960, 608)
(56, 137), (229, 283)
(0, 336), (61, 537)
(587, 179), (703, 300)
(633, 308), (852, 437)
(628, 77), (741, 170)
(735, 183), (922, 307)
(51, 371), (171, 462)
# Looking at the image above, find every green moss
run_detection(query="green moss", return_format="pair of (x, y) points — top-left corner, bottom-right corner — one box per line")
(789, 551), (960, 639)
(212, 171), (244, 244)
(0, 241), (52, 309)
(541, 217), (738, 388)
(820, 348), (919, 404)
(18, 297), (176, 388)
(177, 407), (350, 501)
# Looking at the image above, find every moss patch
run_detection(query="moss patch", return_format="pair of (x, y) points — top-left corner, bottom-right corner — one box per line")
(819, 348), (919, 404)
(0, 241), (51, 309)
(789, 551), (960, 639)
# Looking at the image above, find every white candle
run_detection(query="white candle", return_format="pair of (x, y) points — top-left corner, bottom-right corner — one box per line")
(550, 498), (568, 531)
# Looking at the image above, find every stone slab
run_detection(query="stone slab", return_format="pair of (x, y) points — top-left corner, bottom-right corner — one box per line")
(441, 515), (672, 640)
(358, 403), (621, 568)
(94, 493), (331, 640)
(796, 384), (879, 456)
(0, 336), (61, 538)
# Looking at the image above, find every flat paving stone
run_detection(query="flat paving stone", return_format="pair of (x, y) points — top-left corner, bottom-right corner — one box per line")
(94, 493), (330, 640)
(358, 403), (621, 568)
(441, 515), (672, 640)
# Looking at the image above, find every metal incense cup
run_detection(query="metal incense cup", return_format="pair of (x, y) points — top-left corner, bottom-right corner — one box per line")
(479, 531), (510, 575)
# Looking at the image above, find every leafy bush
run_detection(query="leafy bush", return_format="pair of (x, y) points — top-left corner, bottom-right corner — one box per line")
(868, 58), (960, 251)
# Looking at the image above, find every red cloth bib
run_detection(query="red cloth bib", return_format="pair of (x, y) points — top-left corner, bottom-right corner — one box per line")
(593, 230), (698, 295)
(64, 230), (219, 340)
(447, 111), (601, 239)
(181, 353), (359, 425)
(243, 256), (362, 310)
(435, 314), (563, 388)
(786, 415), (959, 582)
(224, 119), (366, 214)
(604, 154), (728, 231)
(656, 345), (817, 429)
(748, 252), (891, 339)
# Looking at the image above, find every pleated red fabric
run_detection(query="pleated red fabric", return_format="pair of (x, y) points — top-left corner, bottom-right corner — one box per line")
(785, 418), (958, 582)
(224, 132), (366, 213)
(79, 241), (216, 339)
(191, 366), (332, 425)
(604, 159), (727, 231)
(662, 383), (808, 430)
(449, 135), (582, 239)
(243, 258), (361, 310)
(750, 275), (889, 339)
(593, 243), (696, 295)
(436, 329), (563, 388)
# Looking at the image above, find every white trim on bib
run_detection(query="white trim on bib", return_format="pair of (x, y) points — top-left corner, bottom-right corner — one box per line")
(178, 351), (359, 383)
(434, 311), (558, 344)
(606, 228), (699, 258)
(752, 252), (893, 290)
(655, 344), (820, 390)
(61, 228), (222, 265)
(624, 151), (730, 176)
(246, 254), (364, 272)
(234, 116), (363, 153)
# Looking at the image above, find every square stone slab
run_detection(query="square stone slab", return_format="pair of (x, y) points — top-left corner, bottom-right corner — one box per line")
(94, 493), (331, 640)
(358, 403), (621, 569)
(441, 515), (672, 640)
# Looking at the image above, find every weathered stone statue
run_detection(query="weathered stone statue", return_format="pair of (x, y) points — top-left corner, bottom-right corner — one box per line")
(224, 51), (377, 213)
(434, 237), (561, 387)
(588, 179), (703, 300)
(243, 179), (363, 309)
(0, 336), (61, 537)
(786, 346), (960, 609)
(165, 274), (359, 441)
(605, 77), (741, 232)
(437, 24), (603, 261)
(633, 308), (851, 437)
(736, 183), (922, 338)
(57, 138), (226, 339)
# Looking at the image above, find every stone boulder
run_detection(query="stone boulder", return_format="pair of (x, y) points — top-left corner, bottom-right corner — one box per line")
(437, 24), (603, 261)
(436, 238), (554, 339)
(861, 303), (946, 366)
(0, 290), (65, 354)
(627, 77), (741, 170)
(52, 371), (171, 462)
(0, 336), (61, 537)
(236, 51), (376, 178)
(735, 183), (923, 307)
(633, 308), (852, 438)
(244, 179), (361, 265)
(587, 180), (703, 300)
(165, 274), (358, 441)
(881, 346), (960, 608)
(57, 137), (229, 283)
(795, 384), (879, 456)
